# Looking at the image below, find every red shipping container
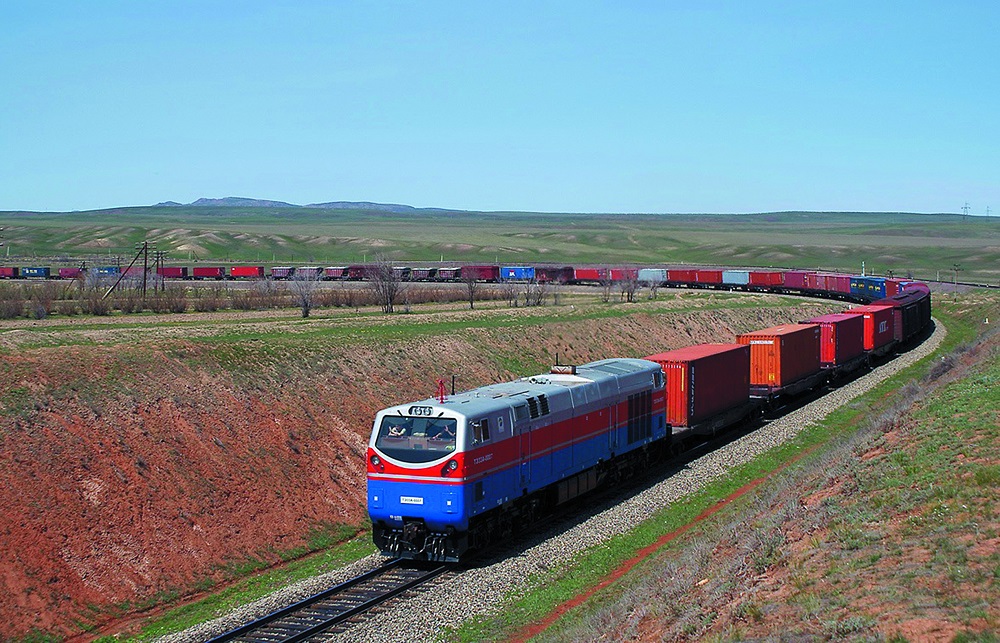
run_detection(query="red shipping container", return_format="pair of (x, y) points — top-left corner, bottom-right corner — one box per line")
(644, 344), (750, 427)
(573, 268), (607, 282)
(737, 324), (821, 389)
(192, 266), (225, 279)
(59, 267), (83, 279)
(749, 271), (783, 286)
(157, 266), (188, 279)
(783, 271), (810, 289)
(0, 266), (19, 278)
(806, 313), (865, 366)
(609, 268), (638, 281)
(842, 304), (895, 350)
(461, 265), (500, 281)
(231, 265), (265, 278)
(437, 267), (461, 280)
(667, 269), (697, 284)
(884, 278), (903, 297)
(695, 270), (722, 284)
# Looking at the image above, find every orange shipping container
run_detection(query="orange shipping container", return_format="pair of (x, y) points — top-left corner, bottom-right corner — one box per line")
(644, 344), (750, 427)
(736, 324), (821, 389)
(806, 313), (865, 366)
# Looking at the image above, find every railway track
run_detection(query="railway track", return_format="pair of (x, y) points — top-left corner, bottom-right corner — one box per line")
(206, 560), (451, 642)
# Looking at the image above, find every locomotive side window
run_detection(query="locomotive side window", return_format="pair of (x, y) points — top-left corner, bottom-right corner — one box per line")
(471, 419), (491, 444)
(375, 415), (457, 463)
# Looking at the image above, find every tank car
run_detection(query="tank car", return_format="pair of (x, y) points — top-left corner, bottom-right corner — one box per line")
(367, 358), (666, 562)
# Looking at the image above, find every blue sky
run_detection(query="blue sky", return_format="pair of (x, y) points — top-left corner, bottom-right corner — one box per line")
(1, 2), (997, 214)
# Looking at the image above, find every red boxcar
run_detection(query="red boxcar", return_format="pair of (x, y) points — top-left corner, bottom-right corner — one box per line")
(871, 289), (932, 343)
(749, 271), (783, 287)
(842, 304), (895, 350)
(535, 266), (574, 283)
(59, 267), (83, 279)
(0, 267), (20, 279)
(805, 313), (865, 367)
(695, 270), (722, 284)
(461, 265), (500, 282)
(825, 274), (852, 295)
(783, 271), (810, 289)
(157, 266), (188, 279)
(231, 265), (265, 279)
(803, 273), (827, 291)
(192, 266), (225, 279)
(737, 324), (821, 390)
(644, 344), (750, 428)
(668, 269), (698, 284)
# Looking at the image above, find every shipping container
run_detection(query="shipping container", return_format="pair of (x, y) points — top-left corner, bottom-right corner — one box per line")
(667, 269), (698, 284)
(123, 266), (148, 277)
(637, 268), (667, 283)
(722, 270), (750, 285)
(736, 324), (821, 390)
(230, 265), (265, 279)
(695, 270), (723, 284)
(156, 266), (188, 279)
(871, 290), (932, 343)
(59, 267), (84, 279)
(461, 265), (500, 282)
(391, 267), (410, 280)
(884, 278), (903, 297)
(535, 266), (574, 283)
(346, 265), (369, 280)
(572, 267), (606, 283)
(749, 271), (783, 287)
(0, 267), (19, 279)
(783, 271), (810, 290)
(502, 266), (535, 281)
(825, 274), (852, 295)
(644, 344), (750, 428)
(850, 276), (886, 299)
(842, 304), (895, 350)
(805, 313), (865, 367)
(324, 266), (349, 279)
(437, 267), (461, 281)
(805, 273), (828, 291)
(94, 266), (121, 277)
(271, 266), (295, 279)
(191, 266), (224, 279)
(610, 268), (638, 282)
(21, 266), (52, 279)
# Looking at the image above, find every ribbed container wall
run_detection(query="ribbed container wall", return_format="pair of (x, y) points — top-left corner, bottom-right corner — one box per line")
(722, 270), (750, 285)
(736, 324), (821, 388)
(843, 304), (895, 349)
(644, 344), (750, 427)
(805, 313), (865, 366)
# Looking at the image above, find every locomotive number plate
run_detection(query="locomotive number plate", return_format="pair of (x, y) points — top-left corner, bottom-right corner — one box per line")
(400, 496), (424, 505)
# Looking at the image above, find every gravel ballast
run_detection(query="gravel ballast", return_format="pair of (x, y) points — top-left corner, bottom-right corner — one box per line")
(160, 321), (945, 643)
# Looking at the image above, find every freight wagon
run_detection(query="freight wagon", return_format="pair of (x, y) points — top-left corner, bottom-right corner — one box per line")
(191, 266), (225, 280)
(323, 266), (349, 279)
(58, 267), (84, 279)
(230, 265), (265, 279)
(535, 266), (575, 283)
(21, 266), (52, 279)
(296, 266), (324, 280)
(501, 266), (535, 281)
(842, 304), (895, 355)
(0, 267), (20, 279)
(644, 344), (752, 437)
(737, 324), (822, 398)
(805, 313), (866, 372)
(156, 266), (189, 279)
(461, 265), (500, 282)
(271, 266), (295, 279)
(637, 268), (667, 284)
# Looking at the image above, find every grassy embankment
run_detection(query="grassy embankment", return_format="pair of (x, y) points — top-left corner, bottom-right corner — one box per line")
(2, 208), (998, 284)
(447, 291), (998, 642)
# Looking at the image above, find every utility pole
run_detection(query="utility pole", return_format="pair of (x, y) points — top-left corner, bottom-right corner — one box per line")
(153, 250), (168, 291)
(962, 202), (970, 222)
(987, 206), (992, 217)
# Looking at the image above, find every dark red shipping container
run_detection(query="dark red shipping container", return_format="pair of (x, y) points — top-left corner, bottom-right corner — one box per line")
(324, 266), (348, 279)
(783, 271), (810, 289)
(871, 289), (932, 343)
(231, 265), (265, 278)
(749, 271), (783, 286)
(461, 265), (500, 281)
(695, 270), (722, 284)
(192, 266), (225, 279)
(667, 269), (697, 284)
(156, 266), (188, 279)
(826, 274), (852, 294)
(884, 278), (903, 297)
(437, 267), (461, 280)
(409, 267), (436, 280)
(805, 313), (865, 367)
(843, 304), (895, 350)
(59, 267), (83, 279)
(644, 344), (750, 428)
(0, 267), (20, 278)
(737, 324), (821, 390)
(123, 266), (146, 277)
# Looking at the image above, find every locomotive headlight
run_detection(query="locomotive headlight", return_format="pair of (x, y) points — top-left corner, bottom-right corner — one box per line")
(447, 460), (458, 471)
(370, 454), (381, 467)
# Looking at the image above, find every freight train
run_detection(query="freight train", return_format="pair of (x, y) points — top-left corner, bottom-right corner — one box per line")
(365, 277), (932, 562)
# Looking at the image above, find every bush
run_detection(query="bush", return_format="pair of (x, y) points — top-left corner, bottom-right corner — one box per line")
(0, 284), (26, 319)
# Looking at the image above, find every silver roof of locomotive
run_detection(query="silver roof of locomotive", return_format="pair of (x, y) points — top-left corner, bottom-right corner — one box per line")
(382, 358), (660, 420)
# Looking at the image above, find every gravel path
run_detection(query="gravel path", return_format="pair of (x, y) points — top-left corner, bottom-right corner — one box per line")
(159, 321), (945, 643)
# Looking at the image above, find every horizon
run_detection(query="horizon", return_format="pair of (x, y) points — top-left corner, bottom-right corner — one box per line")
(2, 3), (997, 215)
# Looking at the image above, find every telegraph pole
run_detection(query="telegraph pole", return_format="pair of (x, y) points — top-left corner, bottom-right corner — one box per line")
(962, 202), (970, 222)
(153, 250), (168, 291)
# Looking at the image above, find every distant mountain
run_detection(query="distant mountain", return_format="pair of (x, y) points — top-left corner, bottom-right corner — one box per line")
(304, 201), (418, 213)
(151, 197), (436, 212)
(189, 197), (300, 208)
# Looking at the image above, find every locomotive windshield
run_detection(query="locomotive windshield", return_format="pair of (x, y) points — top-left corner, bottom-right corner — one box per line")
(375, 415), (458, 464)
